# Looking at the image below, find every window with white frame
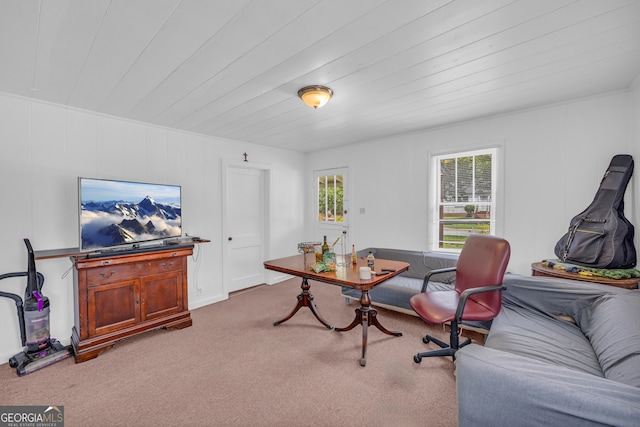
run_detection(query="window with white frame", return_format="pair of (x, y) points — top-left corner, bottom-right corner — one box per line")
(433, 148), (497, 251)
(316, 173), (344, 223)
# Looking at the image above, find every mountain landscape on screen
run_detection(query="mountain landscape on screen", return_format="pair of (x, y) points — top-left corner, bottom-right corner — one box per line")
(81, 196), (181, 250)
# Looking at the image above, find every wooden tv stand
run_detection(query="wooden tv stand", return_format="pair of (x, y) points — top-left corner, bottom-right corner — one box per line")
(70, 246), (194, 362)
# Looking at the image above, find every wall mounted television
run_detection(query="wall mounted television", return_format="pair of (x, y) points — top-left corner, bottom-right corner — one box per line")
(78, 177), (182, 252)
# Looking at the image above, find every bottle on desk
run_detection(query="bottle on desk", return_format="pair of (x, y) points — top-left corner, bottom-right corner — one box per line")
(367, 251), (375, 269)
(351, 244), (357, 266)
(322, 236), (329, 254)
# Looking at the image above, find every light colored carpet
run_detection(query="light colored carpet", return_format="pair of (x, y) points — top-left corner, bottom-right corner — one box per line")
(0, 278), (471, 426)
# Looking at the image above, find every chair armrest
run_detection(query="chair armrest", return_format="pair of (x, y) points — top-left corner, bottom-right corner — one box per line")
(421, 267), (457, 292)
(454, 284), (505, 321)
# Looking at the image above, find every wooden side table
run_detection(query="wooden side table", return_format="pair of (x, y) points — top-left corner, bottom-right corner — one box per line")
(531, 262), (639, 289)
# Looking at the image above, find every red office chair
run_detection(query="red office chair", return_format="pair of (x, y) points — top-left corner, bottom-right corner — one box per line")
(410, 234), (510, 363)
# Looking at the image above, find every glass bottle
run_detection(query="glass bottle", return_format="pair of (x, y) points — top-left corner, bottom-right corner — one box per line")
(367, 251), (375, 269)
(322, 236), (329, 254)
(351, 244), (357, 266)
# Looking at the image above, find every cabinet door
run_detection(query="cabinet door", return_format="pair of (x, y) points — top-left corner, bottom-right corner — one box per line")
(141, 271), (183, 321)
(88, 279), (141, 336)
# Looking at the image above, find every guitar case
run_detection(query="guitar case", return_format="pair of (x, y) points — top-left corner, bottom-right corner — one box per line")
(554, 154), (636, 269)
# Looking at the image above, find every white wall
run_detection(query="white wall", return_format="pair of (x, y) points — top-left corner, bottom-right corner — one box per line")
(2, 86), (639, 363)
(306, 90), (639, 276)
(0, 92), (306, 361)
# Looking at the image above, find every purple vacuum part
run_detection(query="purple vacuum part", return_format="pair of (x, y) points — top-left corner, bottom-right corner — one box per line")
(32, 291), (44, 311)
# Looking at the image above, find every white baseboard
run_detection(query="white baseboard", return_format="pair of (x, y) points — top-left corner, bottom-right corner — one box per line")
(190, 293), (228, 310)
(266, 272), (292, 285)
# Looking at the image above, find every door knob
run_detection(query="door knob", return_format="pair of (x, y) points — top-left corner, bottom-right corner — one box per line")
(228, 237), (233, 241)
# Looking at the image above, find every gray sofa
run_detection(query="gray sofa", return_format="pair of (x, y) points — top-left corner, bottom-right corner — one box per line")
(456, 274), (640, 426)
(340, 247), (459, 315)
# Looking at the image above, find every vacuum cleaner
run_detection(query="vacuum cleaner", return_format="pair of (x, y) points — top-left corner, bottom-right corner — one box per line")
(0, 238), (72, 376)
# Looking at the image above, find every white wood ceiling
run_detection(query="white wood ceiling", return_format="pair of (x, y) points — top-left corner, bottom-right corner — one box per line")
(1, 0), (640, 152)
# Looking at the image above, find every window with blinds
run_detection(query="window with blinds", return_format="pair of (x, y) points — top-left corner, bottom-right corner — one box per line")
(434, 148), (496, 250)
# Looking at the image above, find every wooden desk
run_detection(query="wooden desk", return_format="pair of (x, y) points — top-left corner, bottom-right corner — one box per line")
(264, 255), (410, 366)
(531, 262), (639, 289)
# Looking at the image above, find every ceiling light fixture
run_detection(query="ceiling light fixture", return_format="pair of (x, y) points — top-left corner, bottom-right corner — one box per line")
(297, 85), (333, 109)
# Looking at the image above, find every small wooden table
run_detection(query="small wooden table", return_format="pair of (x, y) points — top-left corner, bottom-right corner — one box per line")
(264, 254), (410, 366)
(531, 262), (639, 289)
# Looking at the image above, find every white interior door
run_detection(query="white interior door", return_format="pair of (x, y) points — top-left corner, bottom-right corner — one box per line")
(223, 164), (268, 294)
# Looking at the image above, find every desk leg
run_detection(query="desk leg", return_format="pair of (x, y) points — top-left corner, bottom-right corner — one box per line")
(334, 289), (402, 366)
(273, 278), (333, 329)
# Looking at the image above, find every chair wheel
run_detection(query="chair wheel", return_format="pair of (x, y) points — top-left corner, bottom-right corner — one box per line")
(422, 336), (430, 344)
(414, 354), (422, 363)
